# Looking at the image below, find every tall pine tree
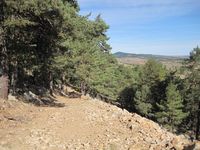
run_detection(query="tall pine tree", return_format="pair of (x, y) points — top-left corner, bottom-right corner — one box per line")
(156, 82), (187, 132)
(183, 46), (200, 140)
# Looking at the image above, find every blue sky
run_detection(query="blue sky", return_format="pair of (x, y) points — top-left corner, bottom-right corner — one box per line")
(78, 0), (200, 55)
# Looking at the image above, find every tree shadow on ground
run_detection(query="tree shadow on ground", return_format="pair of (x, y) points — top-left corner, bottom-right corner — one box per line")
(17, 90), (65, 107)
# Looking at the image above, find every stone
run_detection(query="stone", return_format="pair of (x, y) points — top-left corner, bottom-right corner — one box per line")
(8, 94), (18, 101)
(194, 141), (200, 150)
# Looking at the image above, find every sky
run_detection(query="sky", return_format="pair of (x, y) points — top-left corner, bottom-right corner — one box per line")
(78, 0), (200, 56)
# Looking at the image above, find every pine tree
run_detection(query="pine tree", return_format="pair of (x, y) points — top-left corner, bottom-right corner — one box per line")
(156, 82), (187, 132)
(0, 0), (141, 105)
(0, 0), (78, 96)
(132, 59), (168, 118)
(140, 59), (167, 86)
(134, 85), (152, 117)
(183, 46), (200, 140)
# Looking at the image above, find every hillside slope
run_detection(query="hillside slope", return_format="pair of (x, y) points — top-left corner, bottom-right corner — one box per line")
(113, 52), (187, 68)
(113, 52), (188, 60)
(0, 96), (192, 150)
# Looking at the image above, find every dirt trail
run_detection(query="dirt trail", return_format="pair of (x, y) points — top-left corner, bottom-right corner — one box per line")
(0, 96), (190, 150)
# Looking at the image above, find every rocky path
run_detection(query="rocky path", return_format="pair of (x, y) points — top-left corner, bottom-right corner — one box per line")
(0, 96), (190, 150)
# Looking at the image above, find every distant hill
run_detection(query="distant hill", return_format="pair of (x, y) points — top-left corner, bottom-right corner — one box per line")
(114, 52), (188, 60)
(113, 52), (188, 68)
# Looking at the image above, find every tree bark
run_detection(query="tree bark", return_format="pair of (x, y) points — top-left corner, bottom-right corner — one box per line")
(0, 75), (8, 100)
(60, 74), (65, 92)
(81, 81), (86, 95)
(49, 72), (53, 96)
(0, 39), (9, 100)
(10, 62), (18, 95)
(0, 0), (9, 100)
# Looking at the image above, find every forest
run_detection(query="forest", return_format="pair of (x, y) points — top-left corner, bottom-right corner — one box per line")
(0, 0), (200, 140)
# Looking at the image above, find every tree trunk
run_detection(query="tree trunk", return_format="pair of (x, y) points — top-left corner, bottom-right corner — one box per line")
(0, 45), (9, 100)
(0, 75), (8, 100)
(195, 101), (200, 140)
(0, 38), (9, 100)
(60, 74), (65, 92)
(0, 0), (9, 100)
(81, 81), (86, 95)
(12, 68), (17, 95)
(10, 62), (18, 95)
(49, 72), (53, 96)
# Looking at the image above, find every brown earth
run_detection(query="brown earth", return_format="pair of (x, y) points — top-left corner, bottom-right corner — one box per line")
(0, 95), (194, 150)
